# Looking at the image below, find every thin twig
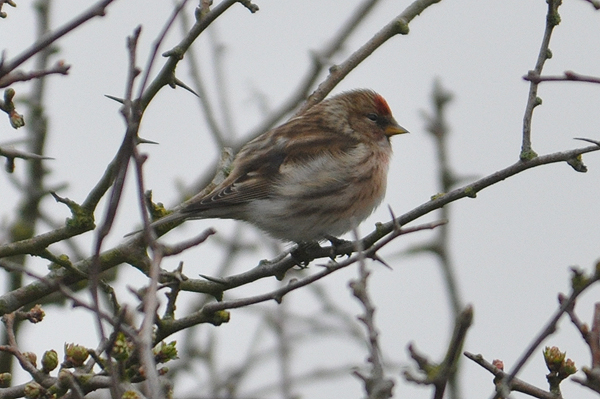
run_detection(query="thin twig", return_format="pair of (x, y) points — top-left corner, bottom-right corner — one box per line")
(464, 352), (559, 399)
(350, 229), (395, 399)
(0, 61), (70, 87)
(154, 221), (445, 342)
(0, 0), (116, 78)
(581, 0), (600, 9)
(298, 0), (442, 114)
(0, 144), (598, 317)
(524, 70), (600, 85)
(494, 270), (600, 398)
(520, 0), (562, 160)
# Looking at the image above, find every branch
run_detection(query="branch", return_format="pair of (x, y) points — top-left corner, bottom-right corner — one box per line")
(464, 352), (558, 399)
(0, 0), (16, 19)
(139, 0), (257, 111)
(0, 61), (70, 88)
(0, 0), (116, 78)
(493, 266), (600, 397)
(581, 0), (600, 9)
(0, 145), (53, 173)
(524, 70), (600, 85)
(350, 231), (395, 399)
(404, 306), (473, 399)
(520, 0), (562, 160)
(154, 221), (445, 342)
(298, 0), (443, 114)
(1, 144), (598, 318)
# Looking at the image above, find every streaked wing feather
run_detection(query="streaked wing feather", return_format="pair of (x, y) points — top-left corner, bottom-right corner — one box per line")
(183, 115), (361, 212)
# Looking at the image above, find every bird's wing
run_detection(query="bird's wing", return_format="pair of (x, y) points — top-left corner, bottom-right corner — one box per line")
(182, 115), (361, 212)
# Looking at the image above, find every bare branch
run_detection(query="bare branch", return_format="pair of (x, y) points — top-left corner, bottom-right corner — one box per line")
(350, 229), (395, 399)
(520, 0), (562, 160)
(0, 0), (116, 78)
(581, 0), (600, 9)
(493, 267), (600, 397)
(524, 70), (600, 85)
(0, 0), (17, 19)
(0, 61), (70, 87)
(464, 352), (558, 399)
(298, 0), (443, 114)
(0, 146), (52, 161)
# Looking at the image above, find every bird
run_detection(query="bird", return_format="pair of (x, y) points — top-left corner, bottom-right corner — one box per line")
(145, 89), (408, 244)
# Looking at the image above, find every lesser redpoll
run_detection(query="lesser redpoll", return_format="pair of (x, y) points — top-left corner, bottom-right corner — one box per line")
(149, 89), (408, 243)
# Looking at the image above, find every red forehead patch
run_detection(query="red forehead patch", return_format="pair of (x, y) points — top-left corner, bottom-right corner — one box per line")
(374, 94), (392, 116)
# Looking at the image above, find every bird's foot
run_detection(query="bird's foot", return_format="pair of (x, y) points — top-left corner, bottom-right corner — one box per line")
(290, 237), (354, 265)
(290, 241), (322, 267)
(324, 235), (353, 259)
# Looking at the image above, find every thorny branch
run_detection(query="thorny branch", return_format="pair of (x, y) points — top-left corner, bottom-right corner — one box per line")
(0, 1), (600, 398)
(0, 141), (598, 319)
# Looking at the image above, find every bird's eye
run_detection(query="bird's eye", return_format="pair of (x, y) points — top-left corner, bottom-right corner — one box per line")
(367, 113), (378, 122)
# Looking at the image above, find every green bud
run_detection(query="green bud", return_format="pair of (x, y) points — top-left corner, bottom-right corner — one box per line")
(4, 88), (15, 103)
(519, 149), (538, 161)
(112, 332), (134, 361)
(212, 310), (230, 326)
(153, 341), (178, 364)
(24, 382), (43, 399)
(570, 267), (589, 292)
(463, 186), (477, 198)
(42, 350), (58, 372)
(0, 373), (11, 387)
(430, 192), (445, 201)
(63, 343), (89, 367)
(544, 346), (565, 372)
(9, 109), (24, 129)
(28, 304), (45, 323)
(561, 358), (577, 377)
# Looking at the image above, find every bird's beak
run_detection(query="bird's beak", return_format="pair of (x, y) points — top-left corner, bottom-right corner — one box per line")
(385, 121), (409, 137)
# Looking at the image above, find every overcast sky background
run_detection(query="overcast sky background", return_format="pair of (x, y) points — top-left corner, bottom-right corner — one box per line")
(1, 1), (600, 398)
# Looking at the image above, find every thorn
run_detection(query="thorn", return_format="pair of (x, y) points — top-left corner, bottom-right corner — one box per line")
(50, 191), (71, 205)
(104, 94), (124, 104)
(370, 253), (393, 270)
(137, 136), (159, 145)
(174, 78), (199, 97)
(199, 274), (227, 285)
(388, 205), (401, 231)
(574, 137), (600, 147)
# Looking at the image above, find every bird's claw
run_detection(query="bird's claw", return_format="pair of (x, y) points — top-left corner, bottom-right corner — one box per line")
(290, 241), (322, 267)
(324, 235), (353, 259)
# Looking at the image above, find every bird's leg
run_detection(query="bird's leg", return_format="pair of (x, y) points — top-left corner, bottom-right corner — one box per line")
(289, 236), (355, 265)
(290, 241), (322, 267)
(324, 235), (353, 259)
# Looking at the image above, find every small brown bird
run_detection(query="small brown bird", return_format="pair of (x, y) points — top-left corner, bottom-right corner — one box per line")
(148, 89), (408, 243)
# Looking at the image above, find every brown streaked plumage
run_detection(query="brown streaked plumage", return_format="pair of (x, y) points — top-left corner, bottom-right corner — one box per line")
(150, 89), (408, 243)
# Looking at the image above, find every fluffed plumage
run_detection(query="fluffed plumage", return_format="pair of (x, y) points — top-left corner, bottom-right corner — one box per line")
(148, 89), (408, 243)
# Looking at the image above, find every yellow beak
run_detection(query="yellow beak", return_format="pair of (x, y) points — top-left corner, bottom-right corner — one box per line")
(385, 121), (409, 137)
